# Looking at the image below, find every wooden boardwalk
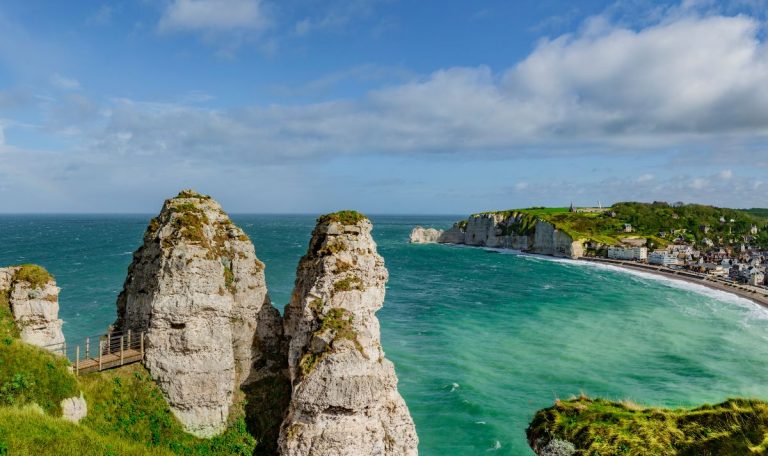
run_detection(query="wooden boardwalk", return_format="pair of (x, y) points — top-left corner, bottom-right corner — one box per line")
(44, 330), (146, 375)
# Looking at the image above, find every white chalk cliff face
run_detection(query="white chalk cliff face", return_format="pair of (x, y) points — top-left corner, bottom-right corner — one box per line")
(0, 265), (65, 350)
(114, 190), (284, 438)
(428, 212), (584, 258)
(409, 226), (444, 244)
(279, 212), (419, 456)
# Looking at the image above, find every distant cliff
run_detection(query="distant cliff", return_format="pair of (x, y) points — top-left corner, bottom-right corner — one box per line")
(413, 211), (584, 259)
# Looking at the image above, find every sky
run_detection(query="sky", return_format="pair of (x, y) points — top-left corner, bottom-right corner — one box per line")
(1, 0), (768, 214)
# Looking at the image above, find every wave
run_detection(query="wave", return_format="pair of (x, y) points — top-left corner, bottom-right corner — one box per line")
(474, 245), (768, 321)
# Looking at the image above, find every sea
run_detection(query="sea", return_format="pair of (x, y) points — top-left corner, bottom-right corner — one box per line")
(3, 214), (768, 455)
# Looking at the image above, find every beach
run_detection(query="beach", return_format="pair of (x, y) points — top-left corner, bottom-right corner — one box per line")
(579, 257), (768, 308)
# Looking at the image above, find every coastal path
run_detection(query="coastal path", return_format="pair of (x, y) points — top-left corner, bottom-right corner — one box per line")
(43, 330), (145, 375)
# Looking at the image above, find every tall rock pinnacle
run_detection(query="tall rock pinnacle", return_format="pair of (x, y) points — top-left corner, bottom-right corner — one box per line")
(115, 190), (285, 438)
(0, 264), (65, 350)
(279, 211), (419, 455)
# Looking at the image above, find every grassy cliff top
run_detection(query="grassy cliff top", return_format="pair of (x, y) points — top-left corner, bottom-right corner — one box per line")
(468, 202), (768, 247)
(174, 189), (212, 200)
(317, 210), (368, 225)
(13, 264), (53, 289)
(527, 396), (768, 456)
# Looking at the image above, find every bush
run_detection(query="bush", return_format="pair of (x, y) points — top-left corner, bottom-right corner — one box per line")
(0, 341), (77, 415)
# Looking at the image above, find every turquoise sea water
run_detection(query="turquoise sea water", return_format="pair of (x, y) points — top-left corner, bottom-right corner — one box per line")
(3, 214), (768, 455)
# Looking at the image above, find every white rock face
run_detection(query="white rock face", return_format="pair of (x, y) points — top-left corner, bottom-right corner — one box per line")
(279, 213), (419, 456)
(437, 224), (466, 244)
(115, 190), (284, 438)
(429, 212), (583, 258)
(0, 266), (65, 350)
(61, 395), (88, 423)
(409, 226), (444, 244)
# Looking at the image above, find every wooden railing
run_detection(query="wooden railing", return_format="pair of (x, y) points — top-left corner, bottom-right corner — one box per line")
(44, 330), (146, 375)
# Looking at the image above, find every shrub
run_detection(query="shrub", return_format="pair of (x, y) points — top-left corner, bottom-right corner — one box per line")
(0, 340), (78, 415)
(13, 265), (52, 290)
(317, 211), (367, 225)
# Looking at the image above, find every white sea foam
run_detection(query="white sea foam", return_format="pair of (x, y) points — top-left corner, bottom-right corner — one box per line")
(450, 382), (460, 392)
(487, 440), (501, 451)
(481, 246), (768, 321)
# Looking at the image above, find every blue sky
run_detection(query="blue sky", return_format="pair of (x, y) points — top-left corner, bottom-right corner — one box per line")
(1, 0), (768, 213)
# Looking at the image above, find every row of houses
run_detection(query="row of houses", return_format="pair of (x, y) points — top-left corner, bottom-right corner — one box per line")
(603, 244), (768, 287)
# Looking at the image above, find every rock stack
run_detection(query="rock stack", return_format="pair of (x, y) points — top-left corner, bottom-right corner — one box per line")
(114, 190), (285, 438)
(279, 211), (418, 455)
(408, 226), (444, 244)
(0, 264), (65, 350)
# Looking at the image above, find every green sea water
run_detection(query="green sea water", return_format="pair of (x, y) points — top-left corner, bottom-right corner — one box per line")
(3, 214), (768, 455)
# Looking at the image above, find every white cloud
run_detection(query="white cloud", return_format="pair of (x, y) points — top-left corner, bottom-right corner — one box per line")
(50, 73), (81, 90)
(515, 181), (529, 190)
(689, 178), (707, 189)
(293, 0), (382, 37)
(637, 174), (655, 182)
(12, 8), (768, 175)
(718, 169), (734, 179)
(158, 0), (267, 32)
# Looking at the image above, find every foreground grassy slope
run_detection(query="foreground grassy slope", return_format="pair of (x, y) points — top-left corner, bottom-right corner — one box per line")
(1, 265), (256, 455)
(527, 396), (768, 455)
(0, 405), (169, 456)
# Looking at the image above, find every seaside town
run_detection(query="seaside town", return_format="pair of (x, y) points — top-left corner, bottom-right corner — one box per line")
(586, 204), (768, 291)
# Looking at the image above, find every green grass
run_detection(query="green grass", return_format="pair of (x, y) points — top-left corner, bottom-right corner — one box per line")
(333, 276), (364, 292)
(460, 201), (768, 248)
(0, 405), (171, 456)
(79, 364), (256, 456)
(317, 210), (368, 225)
(0, 290), (19, 341)
(527, 396), (768, 455)
(0, 340), (78, 415)
(13, 264), (53, 290)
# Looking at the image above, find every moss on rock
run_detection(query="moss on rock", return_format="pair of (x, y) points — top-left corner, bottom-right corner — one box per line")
(527, 396), (768, 456)
(13, 264), (53, 290)
(317, 210), (368, 226)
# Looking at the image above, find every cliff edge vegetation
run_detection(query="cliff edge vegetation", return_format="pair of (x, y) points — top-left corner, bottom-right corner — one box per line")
(0, 264), (256, 455)
(527, 395), (768, 456)
(472, 201), (768, 248)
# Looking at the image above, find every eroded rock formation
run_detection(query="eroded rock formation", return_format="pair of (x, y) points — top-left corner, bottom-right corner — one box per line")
(422, 212), (584, 258)
(279, 211), (418, 455)
(0, 265), (65, 350)
(114, 190), (286, 438)
(409, 226), (444, 244)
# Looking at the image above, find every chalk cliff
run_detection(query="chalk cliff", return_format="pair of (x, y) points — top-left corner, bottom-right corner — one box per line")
(421, 212), (584, 258)
(279, 211), (418, 455)
(114, 190), (285, 438)
(409, 226), (444, 244)
(0, 265), (65, 350)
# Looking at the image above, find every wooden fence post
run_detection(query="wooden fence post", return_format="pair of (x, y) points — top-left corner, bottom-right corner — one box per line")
(140, 332), (145, 355)
(106, 331), (111, 354)
(98, 339), (103, 371)
(120, 336), (124, 365)
(75, 345), (80, 376)
(85, 337), (90, 358)
(127, 329), (132, 350)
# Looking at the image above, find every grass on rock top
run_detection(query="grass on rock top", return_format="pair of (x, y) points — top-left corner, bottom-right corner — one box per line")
(317, 210), (367, 225)
(13, 264), (53, 290)
(527, 396), (768, 455)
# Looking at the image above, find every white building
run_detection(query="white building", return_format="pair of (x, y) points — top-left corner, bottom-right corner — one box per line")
(649, 250), (679, 266)
(607, 246), (648, 261)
